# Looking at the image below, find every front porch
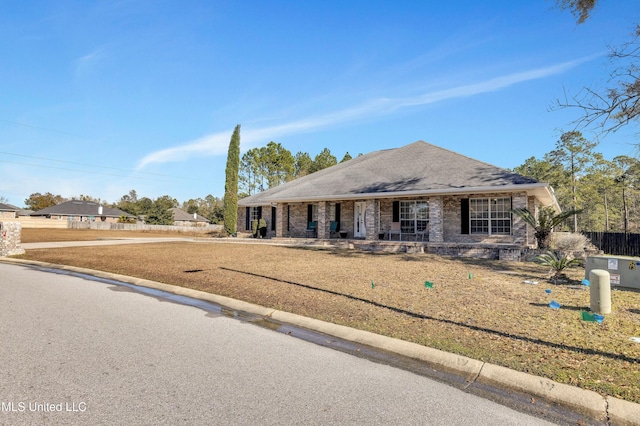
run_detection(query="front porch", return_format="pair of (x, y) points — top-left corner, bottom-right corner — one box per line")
(238, 192), (542, 261)
(234, 233), (528, 261)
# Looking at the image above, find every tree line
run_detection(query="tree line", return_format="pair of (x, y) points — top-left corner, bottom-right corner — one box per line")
(14, 129), (640, 233)
(21, 190), (225, 226)
(512, 131), (639, 233)
(16, 141), (353, 227)
(239, 142), (354, 197)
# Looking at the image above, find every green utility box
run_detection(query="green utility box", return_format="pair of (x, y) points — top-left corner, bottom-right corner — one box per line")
(585, 255), (640, 290)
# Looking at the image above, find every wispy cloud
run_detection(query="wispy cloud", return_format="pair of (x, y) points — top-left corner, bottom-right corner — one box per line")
(137, 55), (597, 169)
(74, 48), (105, 77)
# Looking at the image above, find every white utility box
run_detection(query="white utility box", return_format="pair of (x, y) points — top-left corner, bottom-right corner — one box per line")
(585, 255), (640, 290)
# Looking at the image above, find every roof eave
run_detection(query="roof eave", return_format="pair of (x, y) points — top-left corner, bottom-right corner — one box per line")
(239, 183), (559, 207)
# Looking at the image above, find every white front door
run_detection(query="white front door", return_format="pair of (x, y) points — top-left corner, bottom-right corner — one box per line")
(354, 202), (366, 238)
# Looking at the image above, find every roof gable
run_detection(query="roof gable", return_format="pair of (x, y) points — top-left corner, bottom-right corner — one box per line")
(240, 141), (551, 206)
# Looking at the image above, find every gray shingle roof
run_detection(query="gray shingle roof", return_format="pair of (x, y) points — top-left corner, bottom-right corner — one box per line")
(169, 208), (209, 223)
(239, 140), (555, 206)
(0, 203), (19, 211)
(30, 200), (135, 218)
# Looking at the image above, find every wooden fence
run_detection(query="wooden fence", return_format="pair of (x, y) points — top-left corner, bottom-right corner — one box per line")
(582, 232), (640, 257)
(18, 217), (223, 234)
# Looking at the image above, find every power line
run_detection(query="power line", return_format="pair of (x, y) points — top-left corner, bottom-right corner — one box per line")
(0, 159), (178, 181)
(0, 119), (96, 141)
(0, 151), (189, 180)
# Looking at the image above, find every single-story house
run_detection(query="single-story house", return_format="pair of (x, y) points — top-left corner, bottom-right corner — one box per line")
(169, 208), (210, 227)
(0, 203), (19, 220)
(30, 200), (136, 223)
(237, 141), (559, 258)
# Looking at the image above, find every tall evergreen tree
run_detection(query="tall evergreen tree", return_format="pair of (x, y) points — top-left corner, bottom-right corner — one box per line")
(294, 151), (313, 177)
(223, 125), (241, 236)
(262, 141), (295, 188)
(239, 148), (261, 197)
(340, 152), (353, 163)
(310, 148), (337, 173)
(547, 131), (597, 232)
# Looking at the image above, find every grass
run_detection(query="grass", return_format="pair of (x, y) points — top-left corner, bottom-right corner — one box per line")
(14, 228), (640, 404)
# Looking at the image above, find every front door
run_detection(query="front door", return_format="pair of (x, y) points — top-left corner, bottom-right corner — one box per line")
(354, 202), (366, 238)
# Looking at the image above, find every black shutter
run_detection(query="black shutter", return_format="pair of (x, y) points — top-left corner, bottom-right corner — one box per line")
(245, 207), (250, 231)
(257, 206), (262, 219)
(307, 204), (313, 224)
(461, 199), (469, 234)
(271, 206), (276, 231)
(287, 205), (290, 231)
(335, 203), (341, 231)
(392, 201), (400, 222)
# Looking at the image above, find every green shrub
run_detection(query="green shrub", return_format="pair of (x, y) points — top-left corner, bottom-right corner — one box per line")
(535, 250), (582, 283)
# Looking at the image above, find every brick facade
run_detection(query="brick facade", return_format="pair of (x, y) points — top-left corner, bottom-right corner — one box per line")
(238, 192), (535, 247)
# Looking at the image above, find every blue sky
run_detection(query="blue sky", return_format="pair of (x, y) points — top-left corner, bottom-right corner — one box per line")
(1, 1), (638, 208)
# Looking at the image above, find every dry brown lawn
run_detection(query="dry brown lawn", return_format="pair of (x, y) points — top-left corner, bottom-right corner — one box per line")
(14, 228), (640, 404)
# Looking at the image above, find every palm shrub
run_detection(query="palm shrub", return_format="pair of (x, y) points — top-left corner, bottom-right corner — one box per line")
(535, 250), (581, 283)
(511, 206), (582, 250)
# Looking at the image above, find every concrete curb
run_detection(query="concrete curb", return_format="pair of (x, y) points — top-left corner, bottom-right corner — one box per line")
(269, 310), (484, 382)
(2, 257), (639, 425)
(477, 363), (607, 421)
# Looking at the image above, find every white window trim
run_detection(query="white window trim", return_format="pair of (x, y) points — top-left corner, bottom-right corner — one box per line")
(399, 200), (429, 234)
(249, 207), (260, 224)
(469, 197), (511, 235)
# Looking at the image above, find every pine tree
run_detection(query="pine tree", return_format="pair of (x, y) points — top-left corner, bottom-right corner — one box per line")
(223, 124), (241, 236)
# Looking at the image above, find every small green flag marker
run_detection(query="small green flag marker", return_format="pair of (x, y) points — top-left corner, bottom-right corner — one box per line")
(371, 281), (375, 289)
(468, 273), (473, 279)
(581, 311), (604, 323)
(581, 311), (596, 322)
(424, 281), (433, 289)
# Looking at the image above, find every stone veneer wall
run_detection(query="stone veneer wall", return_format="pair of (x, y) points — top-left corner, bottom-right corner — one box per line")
(0, 222), (25, 256)
(0, 211), (17, 219)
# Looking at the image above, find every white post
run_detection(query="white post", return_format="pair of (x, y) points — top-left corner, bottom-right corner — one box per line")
(589, 269), (611, 314)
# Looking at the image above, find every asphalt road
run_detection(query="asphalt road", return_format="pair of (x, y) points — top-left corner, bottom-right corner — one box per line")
(0, 263), (557, 425)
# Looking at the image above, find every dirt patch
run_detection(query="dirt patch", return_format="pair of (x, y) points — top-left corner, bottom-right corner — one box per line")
(13, 229), (640, 403)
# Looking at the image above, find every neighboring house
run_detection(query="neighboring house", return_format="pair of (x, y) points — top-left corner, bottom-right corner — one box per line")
(30, 200), (136, 223)
(0, 203), (19, 220)
(169, 208), (210, 227)
(238, 141), (559, 258)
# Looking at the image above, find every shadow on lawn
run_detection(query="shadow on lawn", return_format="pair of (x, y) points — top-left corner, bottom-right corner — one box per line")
(221, 266), (640, 365)
(529, 302), (588, 312)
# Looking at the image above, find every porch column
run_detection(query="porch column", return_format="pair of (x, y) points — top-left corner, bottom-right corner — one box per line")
(365, 199), (377, 240)
(275, 203), (286, 238)
(512, 193), (528, 245)
(429, 197), (444, 242)
(317, 201), (329, 239)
